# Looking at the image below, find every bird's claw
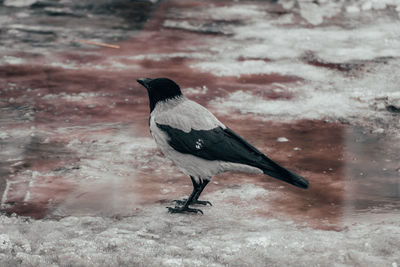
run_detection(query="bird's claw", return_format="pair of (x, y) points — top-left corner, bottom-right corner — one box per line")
(166, 206), (203, 215)
(172, 199), (212, 206)
(194, 200), (212, 206)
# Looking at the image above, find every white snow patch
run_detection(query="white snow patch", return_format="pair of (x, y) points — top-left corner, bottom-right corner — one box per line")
(209, 59), (400, 126)
(277, 137), (289, 142)
(3, 0), (37, 7)
(42, 92), (102, 105)
(194, 21), (400, 67)
(0, 198), (399, 266)
(184, 86), (208, 95)
(210, 88), (364, 121)
(49, 61), (78, 70)
(194, 60), (332, 81)
(346, 5), (361, 13)
(204, 4), (266, 20)
(168, 4), (265, 21)
(209, 184), (270, 201)
(0, 132), (10, 140)
(0, 234), (11, 251)
(0, 56), (25, 65)
(279, 0), (400, 24)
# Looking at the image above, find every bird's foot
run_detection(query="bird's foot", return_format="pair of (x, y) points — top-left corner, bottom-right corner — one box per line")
(192, 200), (212, 206)
(172, 199), (187, 205)
(173, 199), (212, 206)
(167, 206), (203, 214)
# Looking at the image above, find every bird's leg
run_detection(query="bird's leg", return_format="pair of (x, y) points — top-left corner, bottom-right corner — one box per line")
(173, 177), (212, 206)
(172, 176), (198, 205)
(167, 176), (203, 214)
(192, 179), (212, 206)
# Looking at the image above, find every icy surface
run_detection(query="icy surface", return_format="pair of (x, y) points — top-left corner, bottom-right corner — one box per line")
(0, 0), (155, 55)
(185, 3), (400, 132)
(0, 184), (399, 267)
(1, 0), (400, 266)
(3, 0), (38, 7)
(279, 0), (400, 23)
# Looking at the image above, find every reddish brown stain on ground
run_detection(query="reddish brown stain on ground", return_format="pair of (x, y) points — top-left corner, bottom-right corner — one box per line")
(235, 73), (301, 85)
(5, 176), (75, 219)
(1, 0), (398, 229)
(205, 119), (346, 226)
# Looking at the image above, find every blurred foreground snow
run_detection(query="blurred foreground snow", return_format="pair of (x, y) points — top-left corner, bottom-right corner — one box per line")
(1, 184), (399, 267)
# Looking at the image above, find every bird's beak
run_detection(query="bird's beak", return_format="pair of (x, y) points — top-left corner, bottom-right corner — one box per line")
(137, 78), (152, 89)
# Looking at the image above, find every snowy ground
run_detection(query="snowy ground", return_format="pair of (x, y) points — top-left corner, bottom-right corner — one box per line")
(1, 191), (399, 267)
(1, 0), (400, 266)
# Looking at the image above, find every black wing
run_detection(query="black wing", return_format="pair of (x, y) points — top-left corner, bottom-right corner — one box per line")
(157, 123), (309, 189)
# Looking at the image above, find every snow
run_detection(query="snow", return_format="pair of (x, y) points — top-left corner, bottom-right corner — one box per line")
(208, 5), (265, 20)
(189, 9), (400, 129)
(184, 86), (208, 96)
(211, 87), (362, 120)
(166, 4), (265, 21)
(183, 5), (400, 131)
(279, 0), (400, 23)
(195, 60), (333, 81)
(3, 0), (38, 7)
(277, 137), (289, 142)
(0, 234), (11, 251)
(0, 184), (399, 266)
(194, 22), (400, 65)
(1, 0), (400, 266)
(0, 56), (25, 65)
(209, 59), (400, 131)
(163, 20), (232, 35)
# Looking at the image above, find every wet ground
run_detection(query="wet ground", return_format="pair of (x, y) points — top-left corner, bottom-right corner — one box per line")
(0, 0), (399, 266)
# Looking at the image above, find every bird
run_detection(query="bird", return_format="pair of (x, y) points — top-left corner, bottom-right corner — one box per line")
(137, 77), (309, 214)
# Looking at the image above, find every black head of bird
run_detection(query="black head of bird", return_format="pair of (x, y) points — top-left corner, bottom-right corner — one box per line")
(137, 78), (182, 112)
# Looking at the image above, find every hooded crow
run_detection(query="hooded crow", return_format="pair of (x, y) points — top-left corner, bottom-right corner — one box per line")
(137, 77), (309, 214)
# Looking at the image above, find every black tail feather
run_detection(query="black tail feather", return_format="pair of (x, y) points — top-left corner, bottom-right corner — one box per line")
(261, 156), (309, 189)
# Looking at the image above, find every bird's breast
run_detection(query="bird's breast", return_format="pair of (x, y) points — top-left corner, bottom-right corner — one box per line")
(149, 115), (171, 155)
